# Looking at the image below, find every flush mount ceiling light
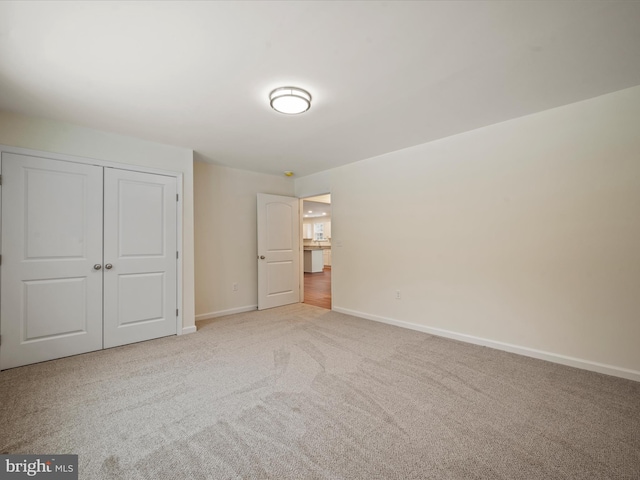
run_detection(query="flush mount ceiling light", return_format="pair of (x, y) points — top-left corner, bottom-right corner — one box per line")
(269, 86), (312, 115)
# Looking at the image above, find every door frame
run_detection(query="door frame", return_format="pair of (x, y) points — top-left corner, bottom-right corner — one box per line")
(0, 144), (185, 342)
(299, 193), (332, 307)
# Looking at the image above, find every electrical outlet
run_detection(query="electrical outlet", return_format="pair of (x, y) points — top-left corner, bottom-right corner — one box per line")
(233, 282), (239, 292)
(395, 290), (401, 300)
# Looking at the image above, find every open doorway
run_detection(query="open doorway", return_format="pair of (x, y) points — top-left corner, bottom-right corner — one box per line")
(302, 194), (331, 309)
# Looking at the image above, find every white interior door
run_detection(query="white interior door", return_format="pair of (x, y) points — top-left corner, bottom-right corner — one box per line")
(103, 168), (177, 348)
(0, 153), (104, 369)
(257, 193), (300, 310)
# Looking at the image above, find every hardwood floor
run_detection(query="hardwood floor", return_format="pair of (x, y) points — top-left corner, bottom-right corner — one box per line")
(303, 267), (331, 309)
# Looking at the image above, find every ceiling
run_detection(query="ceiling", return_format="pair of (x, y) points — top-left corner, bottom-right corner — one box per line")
(303, 201), (331, 219)
(303, 196), (331, 219)
(1, 1), (639, 178)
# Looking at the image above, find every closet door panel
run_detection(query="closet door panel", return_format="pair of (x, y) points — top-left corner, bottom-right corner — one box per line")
(103, 168), (177, 348)
(0, 153), (104, 369)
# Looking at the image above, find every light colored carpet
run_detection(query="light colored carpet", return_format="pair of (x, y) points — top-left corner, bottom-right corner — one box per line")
(1, 303), (639, 479)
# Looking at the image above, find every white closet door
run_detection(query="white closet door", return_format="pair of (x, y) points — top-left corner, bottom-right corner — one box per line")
(0, 153), (104, 369)
(103, 168), (177, 348)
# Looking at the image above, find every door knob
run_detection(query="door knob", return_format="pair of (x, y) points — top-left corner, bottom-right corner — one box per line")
(94, 264), (102, 270)
(259, 255), (266, 260)
(105, 263), (113, 269)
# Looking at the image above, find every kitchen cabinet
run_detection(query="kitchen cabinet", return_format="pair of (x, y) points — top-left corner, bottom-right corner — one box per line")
(323, 221), (332, 239)
(303, 223), (313, 239)
(304, 249), (324, 273)
(323, 249), (332, 266)
(303, 221), (331, 240)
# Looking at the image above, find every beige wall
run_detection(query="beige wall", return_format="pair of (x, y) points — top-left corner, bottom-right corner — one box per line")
(297, 85), (640, 379)
(194, 161), (294, 319)
(296, 170), (331, 198)
(0, 111), (196, 332)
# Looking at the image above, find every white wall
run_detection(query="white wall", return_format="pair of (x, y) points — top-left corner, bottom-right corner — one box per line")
(0, 111), (196, 332)
(194, 161), (294, 319)
(297, 85), (640, 380)
(296, 170), (331, 198)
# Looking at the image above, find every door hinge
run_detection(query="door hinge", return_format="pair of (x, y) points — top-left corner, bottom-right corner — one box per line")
(0, 254), (2, 265)
(176, 309), (179, 317)
(176, 251), (179, 259)
(176, 193), (179, 201)
(0, 174), (3, 185)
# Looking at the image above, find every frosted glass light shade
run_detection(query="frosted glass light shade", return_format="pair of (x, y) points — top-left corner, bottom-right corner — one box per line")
(269, 87), (312, 114)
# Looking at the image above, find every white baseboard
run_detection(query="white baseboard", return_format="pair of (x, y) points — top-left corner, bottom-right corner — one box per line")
(333, 306), (640, 383)
(180, 325), (197, 335)
(195, 305), (258, 322)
